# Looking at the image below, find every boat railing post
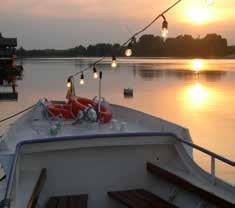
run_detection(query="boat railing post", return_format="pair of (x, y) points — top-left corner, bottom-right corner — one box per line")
(98, 71), (102, 121)
(211, 156), (216, 185)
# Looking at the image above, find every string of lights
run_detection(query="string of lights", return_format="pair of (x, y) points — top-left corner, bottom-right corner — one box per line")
(66, 0), (182, 87)
(67, 0), (214, 87)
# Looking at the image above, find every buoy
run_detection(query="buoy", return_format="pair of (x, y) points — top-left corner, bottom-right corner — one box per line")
(124, 88), (134, 98)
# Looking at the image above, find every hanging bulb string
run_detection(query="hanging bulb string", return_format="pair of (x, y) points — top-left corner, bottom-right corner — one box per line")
(121, 0), (181, 47)
(68, 0), (182, 80)
(71, 57), (106, 78)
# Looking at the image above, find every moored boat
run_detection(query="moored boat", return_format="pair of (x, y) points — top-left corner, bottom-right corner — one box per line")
(0, 92), (234, 207)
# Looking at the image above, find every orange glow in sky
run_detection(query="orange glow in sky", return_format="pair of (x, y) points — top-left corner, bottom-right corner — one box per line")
(0, 0), (234, 48)
(187, 6), (212, 25)
(178, 0), (216, 25)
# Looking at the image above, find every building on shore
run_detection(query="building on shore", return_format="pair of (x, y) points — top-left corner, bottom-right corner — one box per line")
(0, 33), (23, 100)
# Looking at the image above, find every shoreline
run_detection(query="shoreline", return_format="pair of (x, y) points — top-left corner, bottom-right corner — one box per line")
(18, 56), (235, 60)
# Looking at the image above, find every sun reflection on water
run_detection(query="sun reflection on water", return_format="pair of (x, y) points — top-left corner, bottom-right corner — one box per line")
(191, 59), (204, 73)
(184, 82), (213, 109)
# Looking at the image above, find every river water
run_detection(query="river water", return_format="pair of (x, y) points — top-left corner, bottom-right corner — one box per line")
(0, 58), (235, 183)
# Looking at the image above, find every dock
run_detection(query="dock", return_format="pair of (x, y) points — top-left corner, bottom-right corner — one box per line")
(0, 92), (18, 101)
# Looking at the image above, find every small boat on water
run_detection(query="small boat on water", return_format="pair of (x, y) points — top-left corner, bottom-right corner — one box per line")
(0, 89), (234, 208)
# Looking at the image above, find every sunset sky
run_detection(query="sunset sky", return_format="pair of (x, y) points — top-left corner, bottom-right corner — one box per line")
(0, 0), (234, 49)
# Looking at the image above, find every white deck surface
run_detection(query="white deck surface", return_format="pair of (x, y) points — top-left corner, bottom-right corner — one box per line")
(1, 103), (190, 153)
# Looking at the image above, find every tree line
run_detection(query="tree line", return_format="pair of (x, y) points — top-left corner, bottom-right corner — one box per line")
(17, 33), (235, 58)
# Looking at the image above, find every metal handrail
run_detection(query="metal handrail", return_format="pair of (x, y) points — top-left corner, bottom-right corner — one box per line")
(177, 137), (235, 167)
(177, 135), (234, 185)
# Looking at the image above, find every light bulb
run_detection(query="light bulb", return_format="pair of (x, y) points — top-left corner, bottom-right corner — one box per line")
(67, 82), (71, 88)
(111, 60), (117, 68)
(161, 28), (168, 40)
(161, 19), (168, 41)
(93, 72), (98, 79)
(67, 78), (72, 88)
(93, 67), (98, 79)
(80, 73), (85, 85)
(125, 48), (132, 57)
(111, 56), (117, 68)
(125, 37), (136, 57)
(80, 79), (85, 85)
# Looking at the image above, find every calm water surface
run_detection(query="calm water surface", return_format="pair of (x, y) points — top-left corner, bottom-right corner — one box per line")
(0, 58), (235, 183)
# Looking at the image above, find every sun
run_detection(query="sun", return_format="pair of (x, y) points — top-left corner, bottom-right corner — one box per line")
(187, 6), (212, 24)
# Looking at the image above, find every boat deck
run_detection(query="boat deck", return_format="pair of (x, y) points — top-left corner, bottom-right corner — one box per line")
(0, 101), (234, 207)
(1, 103), (190, 153)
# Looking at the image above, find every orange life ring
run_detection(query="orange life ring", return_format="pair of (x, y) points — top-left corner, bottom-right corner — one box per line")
(76, 97), (96, 107)
(99, 105), (112, 123)
(71, 96), (112, 123)
(69, 96), (94, 116)
(47, 103), (74, 119)
(47, 96), (112, 123)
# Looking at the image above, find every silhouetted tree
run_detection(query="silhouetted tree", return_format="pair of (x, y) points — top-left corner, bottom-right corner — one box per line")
(16, 33), (231, 58)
